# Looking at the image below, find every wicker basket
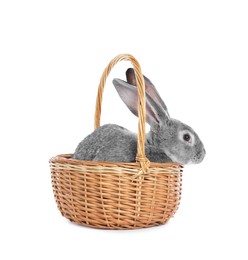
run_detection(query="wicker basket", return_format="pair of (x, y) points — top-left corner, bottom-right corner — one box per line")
(50, 54), (183, 229)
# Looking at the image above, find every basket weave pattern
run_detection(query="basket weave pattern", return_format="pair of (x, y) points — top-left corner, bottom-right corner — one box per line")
(50, 54), (183, 229)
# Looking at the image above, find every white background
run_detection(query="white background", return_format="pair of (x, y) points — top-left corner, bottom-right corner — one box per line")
(1, 0), (248, 259)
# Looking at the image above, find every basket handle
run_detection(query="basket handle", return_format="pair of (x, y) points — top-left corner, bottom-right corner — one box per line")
(94, 54), (150, 173)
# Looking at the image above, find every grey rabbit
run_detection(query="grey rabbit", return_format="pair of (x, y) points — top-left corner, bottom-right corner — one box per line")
(73, 68), (206, 164)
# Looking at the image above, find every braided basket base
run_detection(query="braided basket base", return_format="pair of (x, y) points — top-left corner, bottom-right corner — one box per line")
(50, 154), (183, 229)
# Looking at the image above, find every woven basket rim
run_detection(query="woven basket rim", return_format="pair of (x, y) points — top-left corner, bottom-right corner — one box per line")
(49, 154), (183, 170)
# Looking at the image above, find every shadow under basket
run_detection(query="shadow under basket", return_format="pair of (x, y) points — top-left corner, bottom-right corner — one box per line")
(49, 54), (183, 229)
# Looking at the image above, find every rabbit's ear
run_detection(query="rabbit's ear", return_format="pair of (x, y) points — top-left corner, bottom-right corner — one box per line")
(126, 68), (170, 118)
(113, 79), (168, 126)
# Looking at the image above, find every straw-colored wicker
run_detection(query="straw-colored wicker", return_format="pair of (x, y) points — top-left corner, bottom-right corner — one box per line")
(50, 54), (183, 229)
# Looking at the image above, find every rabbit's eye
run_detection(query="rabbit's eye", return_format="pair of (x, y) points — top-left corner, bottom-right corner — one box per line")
(183, 133), (191, 142)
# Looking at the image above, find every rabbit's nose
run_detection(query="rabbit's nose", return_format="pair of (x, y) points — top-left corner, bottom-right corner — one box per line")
(196, 149), (205, 160)
(196, 151), (201, 159)
(199, 148), (206, 161)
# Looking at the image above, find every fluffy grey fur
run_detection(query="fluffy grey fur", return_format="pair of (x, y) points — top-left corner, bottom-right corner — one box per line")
(73, 68), (206, 164)
(73, 124), (172, 162)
